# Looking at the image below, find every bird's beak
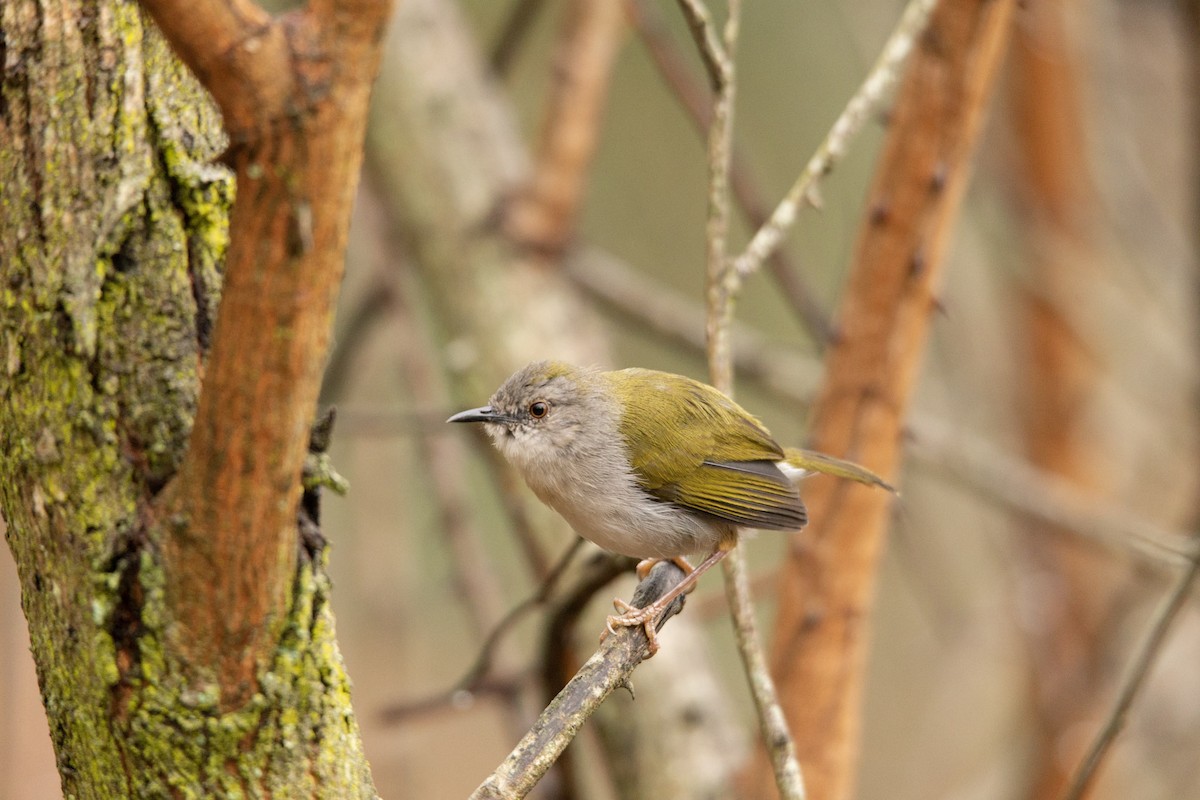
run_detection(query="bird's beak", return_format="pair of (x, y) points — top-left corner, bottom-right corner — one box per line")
(447, 406), (505, 424)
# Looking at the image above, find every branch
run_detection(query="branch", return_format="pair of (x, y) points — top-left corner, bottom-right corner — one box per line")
(730, 0), (937, 281)
(674, 0), (730, 90)
(1063, 551), (1200, 800)
(680, 1), (808, 797)
(505, 0), (626, 256)
(762, 0), (1017, 795)
(721, 550), (806, 799)
(490, 0), (550, 75)
(137, 0), (292, 138)
(141, 0), (395, 707)
(626, 0), (832, 343)
(469, 561), (687, 800)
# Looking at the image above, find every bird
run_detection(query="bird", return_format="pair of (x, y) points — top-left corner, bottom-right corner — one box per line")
(448, 360), (893, 653)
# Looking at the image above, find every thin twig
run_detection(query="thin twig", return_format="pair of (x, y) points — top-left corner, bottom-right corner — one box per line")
(684, 0), (806, 797)
(625, 0), (833, 343)
(379, 670), (529, 725)
(1062, 551), (1200, 800)
(722, 551), (807, 798)
(674, 0), (730, 90)
(457, 539), (587, 691)
(730, 0), (937, 280)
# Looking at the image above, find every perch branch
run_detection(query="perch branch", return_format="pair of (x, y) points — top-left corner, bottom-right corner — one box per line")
(469, 561), (687, 800)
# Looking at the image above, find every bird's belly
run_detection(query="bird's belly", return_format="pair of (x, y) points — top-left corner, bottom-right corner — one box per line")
(536, 485), (726, 560)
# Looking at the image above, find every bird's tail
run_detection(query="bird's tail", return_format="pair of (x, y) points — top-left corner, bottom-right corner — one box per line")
(781, 448), (897, 494)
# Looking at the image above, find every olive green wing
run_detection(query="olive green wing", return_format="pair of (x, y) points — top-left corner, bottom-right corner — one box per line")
(611, 370), (807, 531)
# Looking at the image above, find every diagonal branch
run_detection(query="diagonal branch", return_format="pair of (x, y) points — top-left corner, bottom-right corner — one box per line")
(1062, 551), (1200, 800)
(627, 0), (833, 343)
(674, 0), (730, 90)
(469, 561), (687, 800)
(730, 0), (937, 281)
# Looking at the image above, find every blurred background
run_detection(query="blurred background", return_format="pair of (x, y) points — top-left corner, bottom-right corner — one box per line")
(3, 0), (1198, 797)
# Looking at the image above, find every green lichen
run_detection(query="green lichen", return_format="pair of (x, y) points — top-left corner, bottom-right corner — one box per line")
(1, 3), (376, 796)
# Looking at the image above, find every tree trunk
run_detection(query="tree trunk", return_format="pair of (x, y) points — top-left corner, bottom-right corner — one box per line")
(0, 1), (377, 795)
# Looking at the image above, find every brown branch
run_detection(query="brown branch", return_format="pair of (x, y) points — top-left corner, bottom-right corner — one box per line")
(140, 0), (394, 708)
(505, 0), (626, 257)
(759, 1), (1017, 797)
(469, 561), (687, 800)
(1008, 2), (1123, 796)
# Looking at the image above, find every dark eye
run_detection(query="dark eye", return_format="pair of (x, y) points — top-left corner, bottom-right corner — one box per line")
(529, 401), (549, 419)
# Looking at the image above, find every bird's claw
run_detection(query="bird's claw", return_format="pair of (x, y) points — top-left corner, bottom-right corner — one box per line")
(602, 598), (661, 656)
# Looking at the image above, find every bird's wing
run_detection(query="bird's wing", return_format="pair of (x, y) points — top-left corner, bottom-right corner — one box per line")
(612, 370), (807, 531)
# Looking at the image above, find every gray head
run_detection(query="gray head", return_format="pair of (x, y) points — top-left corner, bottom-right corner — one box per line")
(447, 361), (613, 473)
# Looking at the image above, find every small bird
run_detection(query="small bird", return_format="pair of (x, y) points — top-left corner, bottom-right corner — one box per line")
(449, 361), (893, 653)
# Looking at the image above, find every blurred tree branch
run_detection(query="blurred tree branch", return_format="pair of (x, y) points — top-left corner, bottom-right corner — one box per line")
(505, 0), (626, 256)
(759, 2), (1016, 798)
(1064, 548), (1200, 800)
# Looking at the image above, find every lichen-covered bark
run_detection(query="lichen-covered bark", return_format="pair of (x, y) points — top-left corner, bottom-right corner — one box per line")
(0, 1), (375, 795)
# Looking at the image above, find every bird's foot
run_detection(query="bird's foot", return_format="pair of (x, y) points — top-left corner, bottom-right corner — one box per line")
(604, 597), (662, 657)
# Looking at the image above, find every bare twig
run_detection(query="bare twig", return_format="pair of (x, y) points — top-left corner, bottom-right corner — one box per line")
(730, 0), (937, 281)
(469, 561), (687, 800)
(625, 0), (833, 343)
(681, 1), (807, 797)
(674, 0), (730, 90)
(1062, 551), (1200, 800)
(721, 550), (806, 799)
(911, 418), (1196, 568)
(379, 670), (529, 725)
(566, 247), (824, 400)
(457, 539), (587, 692)
(380, 540), (587, 727)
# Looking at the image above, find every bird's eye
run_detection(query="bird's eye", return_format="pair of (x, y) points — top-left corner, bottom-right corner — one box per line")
(529, 401), (549, 419)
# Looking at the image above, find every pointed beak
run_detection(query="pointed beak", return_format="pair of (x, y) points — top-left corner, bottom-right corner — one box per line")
(447, 406), (507, 424)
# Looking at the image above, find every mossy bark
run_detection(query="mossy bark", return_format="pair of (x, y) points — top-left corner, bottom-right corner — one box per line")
(0, 1), (376, 796)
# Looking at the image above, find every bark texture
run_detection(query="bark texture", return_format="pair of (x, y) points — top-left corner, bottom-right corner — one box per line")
(1, 1), (380, 795)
